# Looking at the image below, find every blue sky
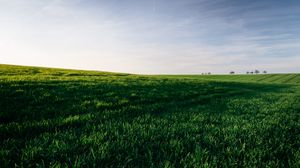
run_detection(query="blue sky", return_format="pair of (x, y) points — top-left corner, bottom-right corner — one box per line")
(0, 0), (300, 74)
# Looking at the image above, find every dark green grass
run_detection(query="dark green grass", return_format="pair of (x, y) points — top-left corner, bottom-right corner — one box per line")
(1, 64), (300, 167)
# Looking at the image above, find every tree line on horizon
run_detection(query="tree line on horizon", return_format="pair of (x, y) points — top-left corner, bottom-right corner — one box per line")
(231, 70), (267, 75)
(201, 70), (267, 75)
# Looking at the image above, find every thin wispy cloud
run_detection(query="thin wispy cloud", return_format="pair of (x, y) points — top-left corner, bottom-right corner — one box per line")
(0, 0), (299, 74)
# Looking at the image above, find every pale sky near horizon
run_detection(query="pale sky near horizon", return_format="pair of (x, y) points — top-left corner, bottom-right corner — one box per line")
(0, 0), (300, 74)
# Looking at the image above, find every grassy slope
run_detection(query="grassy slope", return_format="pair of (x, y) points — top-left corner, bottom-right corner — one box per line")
(160, 74), (300, 84)
(0, 64), (300, 167)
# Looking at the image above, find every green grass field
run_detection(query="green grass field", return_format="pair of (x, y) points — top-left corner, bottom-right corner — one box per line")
(1, 64), (300, 167)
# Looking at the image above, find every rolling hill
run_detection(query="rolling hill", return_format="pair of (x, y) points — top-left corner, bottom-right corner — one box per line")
(1, 64), (299, 167)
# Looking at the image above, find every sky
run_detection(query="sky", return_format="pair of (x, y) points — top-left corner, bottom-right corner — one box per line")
(0, 0), (300, 74)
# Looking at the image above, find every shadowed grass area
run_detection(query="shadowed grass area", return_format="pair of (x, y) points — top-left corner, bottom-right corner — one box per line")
(0, 64), (300, 167)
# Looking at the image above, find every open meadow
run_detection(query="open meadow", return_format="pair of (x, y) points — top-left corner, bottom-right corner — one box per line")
(0, 64), (299, 167)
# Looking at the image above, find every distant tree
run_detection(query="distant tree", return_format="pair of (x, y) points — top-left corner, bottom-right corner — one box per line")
(208, 72), (211, 75)
(250, 71), (254, 74)
(230, 71), (235, 74)
(246, 71), (250, 74)
(254, 70), (260, 74)
(263, 70), (267, 74)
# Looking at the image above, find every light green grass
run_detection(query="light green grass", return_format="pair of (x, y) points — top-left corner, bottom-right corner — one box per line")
(160, 73), (300, 84)
(1, 64), (300, 167)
